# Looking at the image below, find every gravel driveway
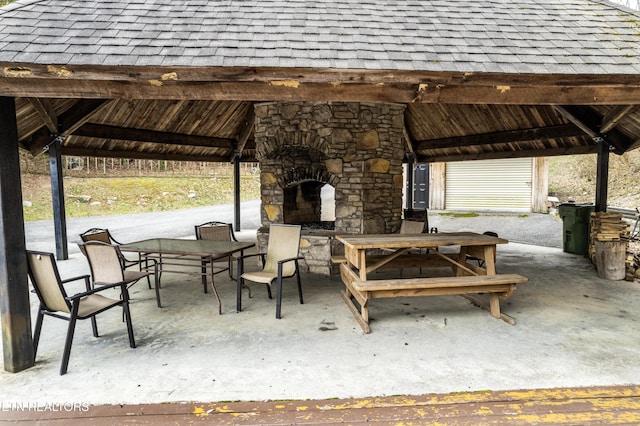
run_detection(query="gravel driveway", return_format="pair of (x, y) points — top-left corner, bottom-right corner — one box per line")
(24, 202), (564, 255)
(430, 210), (563, 248)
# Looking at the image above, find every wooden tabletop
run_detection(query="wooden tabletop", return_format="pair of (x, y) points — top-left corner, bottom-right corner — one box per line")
(335, 232), (508, 250)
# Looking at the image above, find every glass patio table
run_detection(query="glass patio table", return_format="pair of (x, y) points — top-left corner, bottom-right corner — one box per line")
(120, 238), (255, 313)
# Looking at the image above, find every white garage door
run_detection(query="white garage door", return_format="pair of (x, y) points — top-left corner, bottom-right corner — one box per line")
(445, 158), (532, 211)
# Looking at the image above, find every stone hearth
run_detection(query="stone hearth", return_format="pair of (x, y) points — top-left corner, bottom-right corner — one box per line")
(255, 102), (406, 275)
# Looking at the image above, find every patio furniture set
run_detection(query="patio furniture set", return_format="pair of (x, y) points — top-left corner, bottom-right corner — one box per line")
(25, 222), (302, 374)
(25, 218), (528, 373)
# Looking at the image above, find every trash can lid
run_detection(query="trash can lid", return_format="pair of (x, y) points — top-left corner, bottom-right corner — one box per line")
(558, 202), (594, 208)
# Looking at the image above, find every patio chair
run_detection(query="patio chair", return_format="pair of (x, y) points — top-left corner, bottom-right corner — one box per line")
(79, 227), (152, 289)
(394, 220), (428, 277)
(399, 219), (427, 234)
(195, 221), (237, 280)
(79, 227), (122, 245)
(467, 231), (498, 268)
(26, 250), (136, 375)
(403, 208), (438, 233)
(236, 224), (304, 319)
(79, 241), (161, 308)
(386, 213), (436, 276)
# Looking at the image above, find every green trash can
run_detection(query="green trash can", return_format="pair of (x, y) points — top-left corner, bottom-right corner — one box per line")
(558, 203), (595, 255)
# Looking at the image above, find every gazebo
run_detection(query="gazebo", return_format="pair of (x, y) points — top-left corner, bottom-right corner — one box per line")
(1, 0), (640, 373)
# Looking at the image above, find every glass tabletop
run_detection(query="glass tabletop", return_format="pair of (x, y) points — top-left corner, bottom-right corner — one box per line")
(120, 238), (255, 256)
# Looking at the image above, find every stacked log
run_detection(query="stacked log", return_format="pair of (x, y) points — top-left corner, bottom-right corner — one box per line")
(589, 212), (634, 281)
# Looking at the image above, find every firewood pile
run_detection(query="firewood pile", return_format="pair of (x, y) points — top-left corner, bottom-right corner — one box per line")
(589, 212), (636, 281)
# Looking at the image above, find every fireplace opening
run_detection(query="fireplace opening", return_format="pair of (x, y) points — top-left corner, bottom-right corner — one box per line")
(283, 181), (335, 231)
(320, 184), (335, 222)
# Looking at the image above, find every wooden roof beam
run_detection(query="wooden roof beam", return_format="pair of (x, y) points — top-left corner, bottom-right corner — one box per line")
(27, 98), (109, 154)
(231, 105), (255, 161)
(72, 123), (234, 149)
(60, 146), (253, 163)
(625, 135), (640, 152)
(402, 127), (415, 155)
(552, 106), (598, 138)
(417, 144), (598, 163)
(553, 105), (634, 154)
(600, 105), (638, 133)
(27, 98), (57, 134)
(3, 66), (640, 104)
(413, 124), (586, 152)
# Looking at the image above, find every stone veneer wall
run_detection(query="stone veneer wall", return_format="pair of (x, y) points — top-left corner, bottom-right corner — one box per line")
(254, 101), (406, 274)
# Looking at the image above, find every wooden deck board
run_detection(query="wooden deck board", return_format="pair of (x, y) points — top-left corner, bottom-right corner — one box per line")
(3, 386), (640, 424)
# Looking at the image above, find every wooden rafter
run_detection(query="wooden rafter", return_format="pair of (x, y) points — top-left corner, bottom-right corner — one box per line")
(552, 106), (599, 139)
(402, 127), (415, 155)
(553, 105), (633, 154)
(600, 105), (638, 133)
(27, 98), (57, 133)
(413, 124), (586, 152)
(72, 123), (235, 149)
(417, 144), (598, 163)
(61, 146), (254, 163)
(27, 99), (110, 154)
(232, 105), (255, 160)
(59, 99), (111, 136)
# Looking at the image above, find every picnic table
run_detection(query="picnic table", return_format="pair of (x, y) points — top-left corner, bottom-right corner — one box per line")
(334, 232), (528, 333)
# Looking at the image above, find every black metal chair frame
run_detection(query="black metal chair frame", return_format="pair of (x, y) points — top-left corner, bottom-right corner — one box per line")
(194, 221), (238, 281)
(236, 252), (304, 319)
(79, 227), (123, 245)
(78, 240), (161, 307)
(194, 221), (238, 243)
(403, 208), (438, 233)
(26, 250), (136, 375)
(236, 224), (304, 319)
(467, 231), (499, 267)
(79, 227), (152, 289)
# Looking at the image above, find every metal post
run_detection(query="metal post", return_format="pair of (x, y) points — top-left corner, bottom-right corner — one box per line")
(595, 137), (610, 212)
(0, 97), (34, 372)
(233, 156), (241, 232)
(49, 137), (68, 260)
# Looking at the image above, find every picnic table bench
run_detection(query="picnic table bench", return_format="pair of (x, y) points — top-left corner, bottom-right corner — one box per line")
(335, 232), (528, 333)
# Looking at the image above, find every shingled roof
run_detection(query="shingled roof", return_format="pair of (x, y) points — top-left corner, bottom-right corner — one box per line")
(1, 0), (640, 73)
(1, 0), (640, 162)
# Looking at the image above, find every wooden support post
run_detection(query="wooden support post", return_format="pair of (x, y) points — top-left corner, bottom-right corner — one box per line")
(595, 138), (609, 213)
(233, 155), (241, 232)
(48, 138), (68, 260)
(0, 97), (35, 372)
(489, 294), (501, 318)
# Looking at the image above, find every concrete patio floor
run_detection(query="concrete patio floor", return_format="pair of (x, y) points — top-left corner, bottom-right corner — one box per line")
(2, 233), (640, 413)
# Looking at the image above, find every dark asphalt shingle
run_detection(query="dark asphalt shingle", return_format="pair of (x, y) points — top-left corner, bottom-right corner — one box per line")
(0, 0), (639, 73)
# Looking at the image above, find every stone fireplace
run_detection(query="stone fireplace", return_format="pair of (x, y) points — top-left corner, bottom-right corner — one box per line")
(255, 102), (406, 275)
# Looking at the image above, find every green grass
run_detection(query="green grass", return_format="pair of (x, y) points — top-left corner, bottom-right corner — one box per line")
(21, 175), (260, 222)
(549, 151), (640, 208)
(435, 212), (480, 218)
(452, 212), (479, 218)
(21, 150), (640, 222)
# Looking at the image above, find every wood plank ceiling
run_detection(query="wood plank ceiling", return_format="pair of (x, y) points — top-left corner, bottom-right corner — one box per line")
(14, 96), (640, 164)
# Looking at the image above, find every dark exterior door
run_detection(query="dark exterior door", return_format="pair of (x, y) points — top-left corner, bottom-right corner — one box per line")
(413, 163), (429, 209)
